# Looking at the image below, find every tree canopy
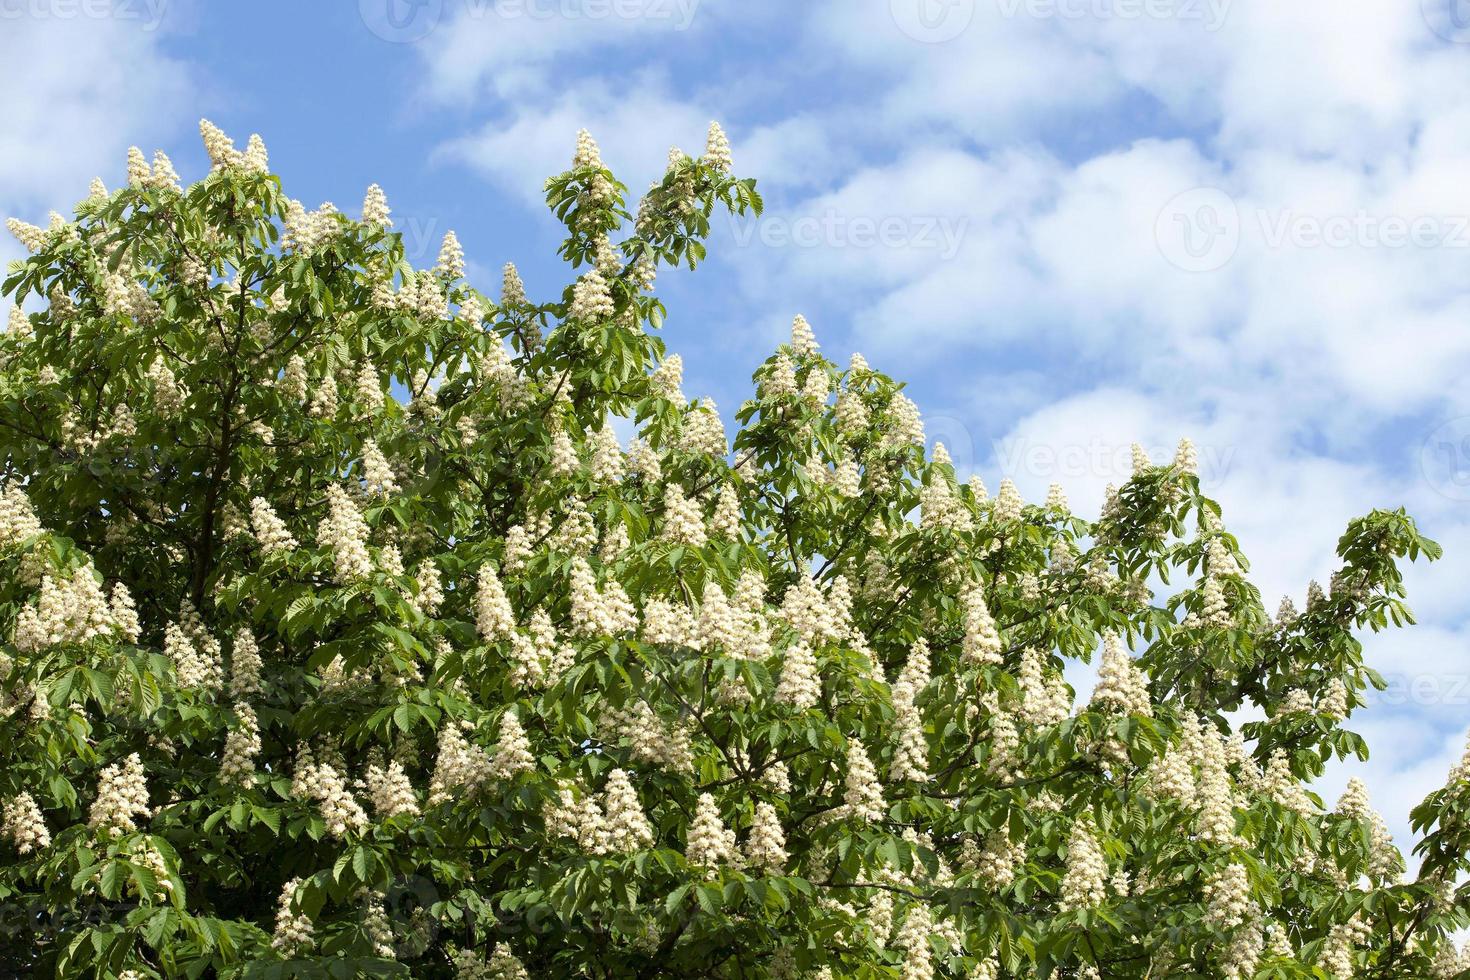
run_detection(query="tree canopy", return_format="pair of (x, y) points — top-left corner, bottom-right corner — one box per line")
(0, 120), (1467, 979)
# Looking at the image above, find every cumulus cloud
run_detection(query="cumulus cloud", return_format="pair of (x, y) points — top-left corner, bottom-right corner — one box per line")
(0, 10), (192, 277)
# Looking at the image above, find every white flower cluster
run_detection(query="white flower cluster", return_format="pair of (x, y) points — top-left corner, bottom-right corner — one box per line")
(548, 428), (579, 478)
(271, 877), (314, 956)
(282, 199), (341, 254)
(761, 351), (797, 400)
(476, 563), (517, 642)
(14, 564), (127, 654)
(489, 710), (536, 780)
(128, 840), (173, 902)
(165, 622), (224, 692)
(570, 269), (615, 322)
(686, 792), (737, 869)
(544, 780), (611, 855)
(318, 485), (373, 582)
(883, 393), (924, 451)
(360, 440), (399, 496)
(501, 262), (529, 308)
(0, 486), (43, 548)
(652, 354), (685, 405)
(429, 722), (496, 804)
(1335, 777), (1401, 882)
(302, 760), (369, 838)
(601, 699), (694, 773)
(703, 121), (733, 172)
(249, 497), (297, 556)
(601, 768), (654, 852)
(5, 217), (47, 252)
(365, 759), (420, 821)
(567, 557), (637, 637)
(970, 830), (1025, 890)
(889, 672), (929, 782)
(1319, 677), (1349, 720)
(710, 485), (741, 538)
(840, 740), (886, 823)
(680, 398), (727, 456)
(506, 607), (554, 687)
(435, 230), (465, 280)
(990, 479), (1024, 523)
(230, 629), (263, 697)
(2, 793), (50, 853)
(745, 802), (788, 871)
(361, 183), (391, 226)
(1319, 914), (1371, 978)
(896, 904), (934, 980)
(88, 753), (150, 837)
(1261, 748), (1313, 816)
(103, 264), (159, 324)
(780, 576), (845, 647)
(589, 420), (624, 483)
(219, 701), (262, 785)
(1017, 648), (1070, 727)
(960, 588), (1002, 666)
(775, 639), (822, 710)
(451, 944), (530, 980)
(1088, 633), (1152, 717)
(362, 891), (396, 958)
(308, 374), (340, 418)
(1145, 718), (1241, 846)
(1203, 862), (1252, 930)
(919, 476), (970, 535)
(1058, 818), (1106, 912)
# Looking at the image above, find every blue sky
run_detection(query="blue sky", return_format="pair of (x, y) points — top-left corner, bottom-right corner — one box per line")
(6, 0), (1470, 858)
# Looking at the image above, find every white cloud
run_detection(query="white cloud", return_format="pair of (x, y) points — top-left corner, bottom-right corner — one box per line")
(0, 10), (193, 295)
(415, 0), (711, 103)
(435, 80), (714, 207)
(0, 14), (191, 213)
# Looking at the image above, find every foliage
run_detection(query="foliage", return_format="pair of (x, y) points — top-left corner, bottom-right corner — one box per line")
(0, 122), (1464, 979)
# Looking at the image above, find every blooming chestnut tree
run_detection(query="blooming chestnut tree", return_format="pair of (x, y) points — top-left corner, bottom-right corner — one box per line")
(0, 120), (1467, 979)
